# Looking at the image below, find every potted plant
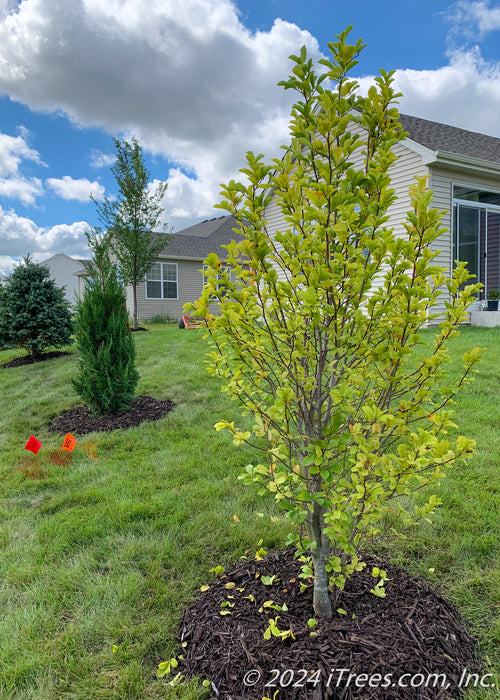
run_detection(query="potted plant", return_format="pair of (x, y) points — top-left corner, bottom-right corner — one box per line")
(486, 288), (500, 311)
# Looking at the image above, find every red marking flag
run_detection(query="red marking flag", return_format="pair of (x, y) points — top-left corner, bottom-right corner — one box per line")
(61, 433), (77, 452)
(25, 435), (42, 454)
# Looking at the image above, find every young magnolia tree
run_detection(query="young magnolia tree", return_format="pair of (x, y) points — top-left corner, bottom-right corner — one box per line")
(94, 138), (171, 330)
(189, 30), (481, 619)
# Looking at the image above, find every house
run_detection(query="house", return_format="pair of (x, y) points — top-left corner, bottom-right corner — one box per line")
(41, 253), (89, 306)
(263, 113), (500, 324)
(128, 215), (243, 322)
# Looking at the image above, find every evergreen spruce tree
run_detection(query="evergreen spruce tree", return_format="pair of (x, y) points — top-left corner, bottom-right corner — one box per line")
(72, 232), (139, 415)
(0, 255), (73, 359)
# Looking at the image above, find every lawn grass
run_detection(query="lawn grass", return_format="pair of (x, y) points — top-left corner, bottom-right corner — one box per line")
(0, 324), (498, 698)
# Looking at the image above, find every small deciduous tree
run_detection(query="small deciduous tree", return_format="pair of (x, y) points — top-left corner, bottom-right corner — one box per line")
(93, 138), (171, 330)
(72, 231), (139, 415)
(190, 30), (481, 619)
(0, 255), (73, 359)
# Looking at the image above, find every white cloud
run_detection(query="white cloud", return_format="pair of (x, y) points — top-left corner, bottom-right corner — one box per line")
(0, 0), (320, 233)
(0, 129), (43, 177)
(0, 128), (45, 205)
(357, 47), (500, 138)
(89, 149), (116, 169)
(0, 1), (319, 139)
(0, 254), (18, 277)
(46, 175), (105, 202)
(0, 175), (43, 205)
(0, 204), (91, 275)
(447, 1), (500, 40)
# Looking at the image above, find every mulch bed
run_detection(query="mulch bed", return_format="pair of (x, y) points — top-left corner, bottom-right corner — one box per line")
(1, 351), (71, 368)
(50, 395), (175, 435)
(178, 550), (480, 699)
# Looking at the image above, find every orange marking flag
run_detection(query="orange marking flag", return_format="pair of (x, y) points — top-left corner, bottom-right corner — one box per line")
(25, 435), (42, 454)
(61, 433), (77, 452)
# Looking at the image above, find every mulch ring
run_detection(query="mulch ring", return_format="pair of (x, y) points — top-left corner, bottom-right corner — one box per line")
(177, 550), (480, 699)
(50, 395), (175, 435)
(1, 351), (71, 368)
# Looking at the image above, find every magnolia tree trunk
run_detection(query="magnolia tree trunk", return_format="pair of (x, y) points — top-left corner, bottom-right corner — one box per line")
(308, 503), (333, 619)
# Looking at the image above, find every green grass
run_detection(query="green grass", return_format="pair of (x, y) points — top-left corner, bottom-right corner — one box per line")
(0, 325), (498, 698)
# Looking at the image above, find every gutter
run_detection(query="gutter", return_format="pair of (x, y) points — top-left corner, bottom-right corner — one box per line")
(404, 137), (500, 177)
(431, 150), (500, 178)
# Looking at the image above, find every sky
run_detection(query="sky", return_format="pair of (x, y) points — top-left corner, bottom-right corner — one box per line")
(1, 0), (500, 275)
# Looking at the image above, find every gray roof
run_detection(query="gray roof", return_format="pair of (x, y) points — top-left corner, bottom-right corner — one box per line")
(399, 113), (500, 165)
(159, 215), (243, 260)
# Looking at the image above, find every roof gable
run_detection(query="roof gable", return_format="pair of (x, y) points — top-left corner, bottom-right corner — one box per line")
(42, 253), (89, 268)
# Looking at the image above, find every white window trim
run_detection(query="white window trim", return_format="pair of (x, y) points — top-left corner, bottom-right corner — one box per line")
(145, 261), (179, 301)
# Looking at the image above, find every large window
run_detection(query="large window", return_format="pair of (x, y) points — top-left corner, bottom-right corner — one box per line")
(145, 262), (178, 299)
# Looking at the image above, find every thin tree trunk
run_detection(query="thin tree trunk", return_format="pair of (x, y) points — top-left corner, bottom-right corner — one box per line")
(133, 283), (138, 330)
(308, 502), (333, 619)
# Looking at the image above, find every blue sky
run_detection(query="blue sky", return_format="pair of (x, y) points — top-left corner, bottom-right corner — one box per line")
(1, 0), (500, 275)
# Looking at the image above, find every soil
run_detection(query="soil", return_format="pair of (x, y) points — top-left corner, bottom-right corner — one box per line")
(177, 550), (480, 699)
(1, 351), (71, 368)
(50, 395), (175, 435)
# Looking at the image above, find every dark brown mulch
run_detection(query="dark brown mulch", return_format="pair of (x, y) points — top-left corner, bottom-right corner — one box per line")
(50, 395), (175, 435)
(178, 550), (480, 699)
(1, 351), (71, 368)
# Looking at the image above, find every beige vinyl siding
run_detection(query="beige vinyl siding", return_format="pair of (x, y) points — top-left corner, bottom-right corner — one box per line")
(262, 197), (287, 281)
(379, 142), (434, 316)
(427, 169), (454, 323)
(386, 141), (429, 235)
(263, 196), (286, 241)
(428, 169), (453, 273)
(132, 258), (205, 321)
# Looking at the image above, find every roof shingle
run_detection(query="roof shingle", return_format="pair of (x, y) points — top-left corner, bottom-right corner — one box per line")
(158, 215), (243, 260)
(399, 113), (500, 164)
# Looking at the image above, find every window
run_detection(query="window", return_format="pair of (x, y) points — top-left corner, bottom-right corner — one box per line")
(203, 265), (230, 298)
(145, 262), (178, 299)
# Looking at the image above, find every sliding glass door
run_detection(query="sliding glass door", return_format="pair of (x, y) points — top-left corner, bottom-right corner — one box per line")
(453, 186), (500, 299)
(486, 211), (500, 291)
(454, 205), (480, 289)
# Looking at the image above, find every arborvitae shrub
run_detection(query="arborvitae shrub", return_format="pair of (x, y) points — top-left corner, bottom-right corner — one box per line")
(72, 264), (139, 415)
(0, 255), (73, 358)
